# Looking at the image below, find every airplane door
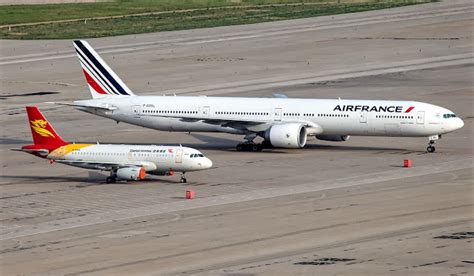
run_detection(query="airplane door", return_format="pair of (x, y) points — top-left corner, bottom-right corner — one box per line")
(273, 108), (282, 121)
(417, 111), (425, 124)
(359, 112), (367, 123)
(201, 106), (210, 118)
(175, 148), (183, 163)
(132, 105), (141, 118)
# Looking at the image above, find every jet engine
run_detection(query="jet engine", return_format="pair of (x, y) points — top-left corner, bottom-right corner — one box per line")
(264, 123), (307, 148)
(116, 167), (146, 181)
(316, 135), (350, 142)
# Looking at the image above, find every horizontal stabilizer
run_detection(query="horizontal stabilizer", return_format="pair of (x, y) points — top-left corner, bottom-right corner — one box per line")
(11, 148), (49, 155)
(48, 101), (117, 111)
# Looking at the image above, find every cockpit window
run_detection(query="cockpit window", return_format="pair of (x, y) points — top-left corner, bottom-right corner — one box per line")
(443, 114), (456, 118)
(190, 153), (205, 158)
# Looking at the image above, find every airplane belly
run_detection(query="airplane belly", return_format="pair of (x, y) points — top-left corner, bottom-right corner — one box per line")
(383, 123), (402, 136)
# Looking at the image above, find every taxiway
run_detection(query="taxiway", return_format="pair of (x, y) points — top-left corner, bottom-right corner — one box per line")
(0, 0), (473, 274)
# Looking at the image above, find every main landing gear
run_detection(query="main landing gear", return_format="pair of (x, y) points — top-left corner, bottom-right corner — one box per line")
(180, 172), (187, 183)
(236, 143), (263, 152)
(106, 170), (117, 183)
(236, 139), (274, 152)
(106, 176), (117, 183)
(235, 134), (273, 152)
(426, 135), (440, 153)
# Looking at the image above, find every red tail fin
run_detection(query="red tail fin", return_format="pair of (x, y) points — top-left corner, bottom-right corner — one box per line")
(26, 106), (68, 149)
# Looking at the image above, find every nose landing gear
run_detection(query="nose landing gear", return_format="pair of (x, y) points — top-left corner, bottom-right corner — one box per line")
(426, 135), (440, 153)
(427, 141), (435, 153)
(180, 172), (187, 183)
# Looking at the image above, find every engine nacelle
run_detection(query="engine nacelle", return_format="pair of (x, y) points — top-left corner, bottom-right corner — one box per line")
(265, 123), (307, 148)
(316, 135), (350, 142)
(116, 167), (146, 181)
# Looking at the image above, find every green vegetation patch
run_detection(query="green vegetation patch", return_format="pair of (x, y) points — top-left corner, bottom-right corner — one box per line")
(0, 0), (438, 40)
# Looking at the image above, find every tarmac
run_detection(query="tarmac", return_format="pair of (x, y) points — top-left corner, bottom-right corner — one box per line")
(0, 0), (473, 274)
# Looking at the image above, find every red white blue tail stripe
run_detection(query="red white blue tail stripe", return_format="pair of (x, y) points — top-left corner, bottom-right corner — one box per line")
(73, 40), (134, 98)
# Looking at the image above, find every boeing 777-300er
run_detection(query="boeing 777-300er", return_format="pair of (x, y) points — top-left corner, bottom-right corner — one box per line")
(57, 40), (464, 152)
(12, 106), (212, 183)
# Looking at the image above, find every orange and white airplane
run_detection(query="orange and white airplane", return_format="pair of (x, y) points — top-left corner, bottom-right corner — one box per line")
(13, 106), (212, 183)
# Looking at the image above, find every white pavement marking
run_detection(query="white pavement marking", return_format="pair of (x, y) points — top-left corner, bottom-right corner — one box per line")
(0, 5), (472, 65)
(159, 53), (474, 96)
(0, 158), (472, 241)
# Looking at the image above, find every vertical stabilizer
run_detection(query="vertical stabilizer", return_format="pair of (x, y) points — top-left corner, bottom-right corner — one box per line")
(73, 40), (134, 98)
(26, 106), (68, 149)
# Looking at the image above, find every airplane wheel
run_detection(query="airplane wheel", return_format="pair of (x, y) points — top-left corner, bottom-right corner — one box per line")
(106, 177), (116, 184)
(427, 146), (435, 153)
(236, 143), (256, 152)
(180, 178), (187, 183)
(237, 143), (264, 152)
(252, 144), (263, 152)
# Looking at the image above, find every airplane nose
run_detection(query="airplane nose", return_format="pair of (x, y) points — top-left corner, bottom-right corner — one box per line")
(196, 158), (213, 169)
(454, 118), (464, 130)
(204, 158), (213, 169)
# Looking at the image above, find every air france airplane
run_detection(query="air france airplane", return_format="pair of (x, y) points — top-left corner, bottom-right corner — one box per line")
(59, 40), (464, 152)
(13, 106), (212, 183)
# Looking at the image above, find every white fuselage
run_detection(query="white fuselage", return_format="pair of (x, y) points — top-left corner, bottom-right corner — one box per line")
(47, 143), (212, 174)
(75, 96), (464, 138)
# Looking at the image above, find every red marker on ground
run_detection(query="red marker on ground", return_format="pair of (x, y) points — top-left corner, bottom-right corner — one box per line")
(186, 190), (195, 199)
(404, 159), (413, 168)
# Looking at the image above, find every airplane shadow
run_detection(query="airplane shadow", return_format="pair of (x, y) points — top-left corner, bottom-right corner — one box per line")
(303, 144), (423, 153)
(1, 175), (99, 184)
(181, 133), (424, 153)
(176, 143), (421, 154)
(77, 133), (422, 153)
(186, 140), (422, 154)
(1, 174), (182, 186)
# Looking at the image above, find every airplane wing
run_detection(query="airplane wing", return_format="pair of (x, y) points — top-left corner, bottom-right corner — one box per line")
(157, 113), (267, 125)
(272, 93), (288, 98)
(157, 114), (323, 134)
(54, 159), (149, 171)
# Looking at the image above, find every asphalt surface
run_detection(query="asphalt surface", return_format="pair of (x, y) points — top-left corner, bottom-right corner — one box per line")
(0, 0), (473, 275)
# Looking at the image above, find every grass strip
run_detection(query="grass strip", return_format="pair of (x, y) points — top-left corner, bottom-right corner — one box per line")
(0, 0), (438, 40)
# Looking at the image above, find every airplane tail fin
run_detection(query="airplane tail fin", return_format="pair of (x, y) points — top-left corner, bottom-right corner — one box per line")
(73, 40), (135, 99)
(26, 106), (68, 149)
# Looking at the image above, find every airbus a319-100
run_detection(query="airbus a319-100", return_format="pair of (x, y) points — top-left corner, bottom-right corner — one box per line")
(58, 40), (464, 152)
(13, 107), (212, 183)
